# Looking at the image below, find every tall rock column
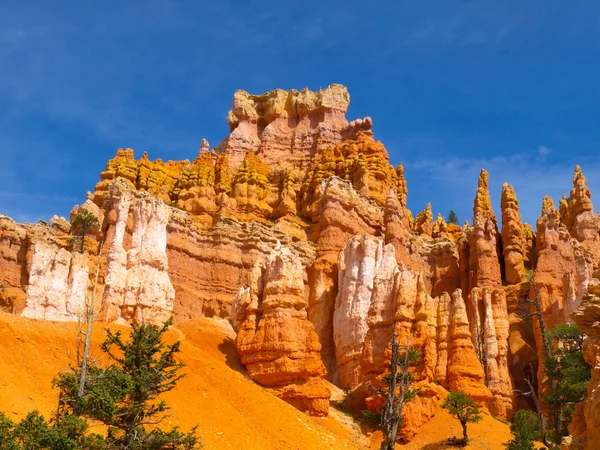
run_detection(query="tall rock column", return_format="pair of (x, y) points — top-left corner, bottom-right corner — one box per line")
(464, 170), (513, 417)
(531, 196), (577, 389)
(468, 169), (502, 290)
(501, 183), (528, 284)
(100, 181), (175, 324)
(563, 166), (600, 268)
(305, 177), (383, 375)
(334, 235), (389, 387)
(447, 289), (493, 405)
(231, 244), (330, 416)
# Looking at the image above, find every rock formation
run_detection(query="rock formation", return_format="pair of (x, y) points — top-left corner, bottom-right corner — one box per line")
(218, 84), (356, 174)
(501, 183), (528, 284)
(562, 166), (600, 267)
(21, 241), (89, 321)
(567, 284), (600, 449)
(231, 244), (329, 416)
(6, 83), (600, 446)
(467, 169), (502, 291)
(100, 180), (175, 324)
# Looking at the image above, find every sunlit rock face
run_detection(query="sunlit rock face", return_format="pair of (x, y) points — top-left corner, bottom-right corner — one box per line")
(21, 241), (89, 321)
(567, 283), (600, 450)
(100, 180), (175, 324)
(7, 84), (600, 446)
(231, 244), (329, 417)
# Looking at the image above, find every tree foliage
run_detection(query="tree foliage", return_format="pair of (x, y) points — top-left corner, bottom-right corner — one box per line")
(447, 210), (459, 225)
(506, 409), (540, 450)
(368, 332), (420, 450)
(0, 411), (105, 450)
(69, 209), (100, 253)
(543, 323), (591, 438)
(441, 390), (482, 445)
(3, 318), (199, 449)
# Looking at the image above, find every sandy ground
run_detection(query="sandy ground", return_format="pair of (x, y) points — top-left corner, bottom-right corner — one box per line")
(0, 312), (513, 449)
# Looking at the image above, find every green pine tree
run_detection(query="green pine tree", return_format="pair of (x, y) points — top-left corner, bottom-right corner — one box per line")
(447, 210), (459, 225)
(441, 390), (482, 445)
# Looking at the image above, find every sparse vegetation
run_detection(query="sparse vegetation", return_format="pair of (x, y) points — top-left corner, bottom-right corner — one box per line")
(441, 390), (482, 446)
(447, 210), (459, 225)
(69, 209), (100, 253)
(367, 331), (420, 450)
(359, 409), (382, 425)
(544, 323), (590, 438)
(1, 318), (200, 449)
(506, 409), (540, 450)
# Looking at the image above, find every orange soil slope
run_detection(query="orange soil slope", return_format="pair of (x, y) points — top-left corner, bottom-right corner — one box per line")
(0, 312), (513, 449)
(0, 312), (360, 449)
(369, 409), (513, 449)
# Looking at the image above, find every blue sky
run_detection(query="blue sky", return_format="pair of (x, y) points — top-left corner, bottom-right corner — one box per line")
(1, 1), (599, 226)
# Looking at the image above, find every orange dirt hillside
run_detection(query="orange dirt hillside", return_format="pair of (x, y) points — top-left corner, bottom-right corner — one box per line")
(0, 312), (363, 449)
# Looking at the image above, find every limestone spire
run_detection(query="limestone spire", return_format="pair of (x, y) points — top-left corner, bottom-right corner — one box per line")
(395, 162), (408, 207)
(500, 183), (527, 284)
(474, 169), (495, 221)
(414, 203), (433, 237)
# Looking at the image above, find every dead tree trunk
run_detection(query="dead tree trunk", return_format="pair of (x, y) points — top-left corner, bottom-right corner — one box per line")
(74, 240), (103, 416)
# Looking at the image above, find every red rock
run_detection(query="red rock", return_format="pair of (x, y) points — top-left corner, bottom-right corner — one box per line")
(231, 244), (329, 416)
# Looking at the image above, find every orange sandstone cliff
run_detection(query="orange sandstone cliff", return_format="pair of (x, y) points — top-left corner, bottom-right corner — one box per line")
(1, 84), (600, 445)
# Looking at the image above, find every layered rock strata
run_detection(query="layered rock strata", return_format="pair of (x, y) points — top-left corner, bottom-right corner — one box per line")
(231, 244), (329, 416)
(567, 284), (600, 449)
(6, 84), (600, 446)
(100, 181), (175, 324)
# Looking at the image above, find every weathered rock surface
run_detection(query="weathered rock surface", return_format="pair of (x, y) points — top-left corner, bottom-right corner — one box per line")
(218, 84), (354, 174)
(21, 241), (89, 321)
(7, 84), (600, 446)
(305, 177), (383, 375)
(562, 167), (600, 266)
(100, 181), (175, 324)
(567, 284), (600, 449)
(231, 244), (329, 416)
(467, 169), (502, 291)
(501, 183), (528, 284)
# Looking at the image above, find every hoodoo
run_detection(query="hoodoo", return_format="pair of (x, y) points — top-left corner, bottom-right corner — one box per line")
(1, 84), (598, 446)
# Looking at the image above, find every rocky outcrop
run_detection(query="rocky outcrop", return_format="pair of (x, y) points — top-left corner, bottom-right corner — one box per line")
(567, 284), (600, 449)
(218, 84), (355, 173)
(414, 203), (434, 237)
(168, 211), (315, 320)
(501, 183), (528, 284)
(562, 166), (600, 268)
(10, 83), (600, 444)
(446, 289), (493, 404)
(100, 181), (175, 324)
(299, 130), (405, 210)
(305, 177), (383, 375)
(467, 169), (502, 291)
(531, 197), (582, 389)
(231, 244), (329, 416)
(21, 241), (89, 321)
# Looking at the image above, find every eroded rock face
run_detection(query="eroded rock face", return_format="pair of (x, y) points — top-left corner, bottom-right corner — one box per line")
(334, 235), (398, 387)
(468, 169), (502, 291)
(168, 211), (315, 320)
(563, 166), (600, 268)
(568, 284), (600, 449)
(100, 181), (175, 324)
(219, 84), (353, 174)
(334, 234), (493, 438)
(8, 83), (600, 445)
(501, 183), (528, 285)
(305, 177), (383, 374)
(231, 244), (329, 416)
(21, 241), (89, 321)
